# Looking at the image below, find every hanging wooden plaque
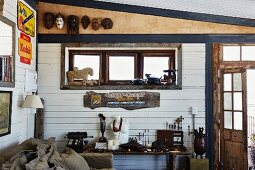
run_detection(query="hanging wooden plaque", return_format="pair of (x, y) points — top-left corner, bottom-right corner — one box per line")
(84, 91), (160, 110)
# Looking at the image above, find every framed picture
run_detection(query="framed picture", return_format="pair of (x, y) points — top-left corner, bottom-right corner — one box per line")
(0, 91), (12, 137)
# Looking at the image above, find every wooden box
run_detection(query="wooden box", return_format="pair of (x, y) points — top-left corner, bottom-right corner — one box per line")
(157, 130), (183, 148)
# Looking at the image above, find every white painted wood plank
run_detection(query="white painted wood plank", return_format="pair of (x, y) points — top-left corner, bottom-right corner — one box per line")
(37, 43), (206, 152)
(44, 110), (205, 118)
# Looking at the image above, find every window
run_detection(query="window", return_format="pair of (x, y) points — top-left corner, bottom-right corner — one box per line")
(223, 45), (255, 61)
(143, 56), (170, 78)
(73, 54), (100, 80)
(109, 55), (135, 81)
(61, 44), (182, 90)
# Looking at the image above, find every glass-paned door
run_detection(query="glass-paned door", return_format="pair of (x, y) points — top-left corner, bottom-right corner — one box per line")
(221, 68), (247, 169)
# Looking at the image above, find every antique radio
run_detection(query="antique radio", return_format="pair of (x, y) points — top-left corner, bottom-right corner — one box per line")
(157, 130), (184, 148)
(65, 132), (88, 153)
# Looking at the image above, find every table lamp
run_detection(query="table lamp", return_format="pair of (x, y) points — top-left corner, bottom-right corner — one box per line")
(22, 94), (44, 108)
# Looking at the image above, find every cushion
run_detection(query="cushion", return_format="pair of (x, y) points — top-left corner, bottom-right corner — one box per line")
(79, 152), (113, 169)
(32, 137), (56, 146)
(51, 148), (90, 170)
(1, 139), (36, 162)
(2, 151), (29, 170)
(25, 155), (49, 170)
(0, 137), (55, 166)
(25, 140), (57, 170)
(0, 157), (6, 166)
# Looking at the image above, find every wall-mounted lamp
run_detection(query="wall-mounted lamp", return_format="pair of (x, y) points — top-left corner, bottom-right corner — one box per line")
(22, 94), (44, 108)
(188, 106), (198, 136)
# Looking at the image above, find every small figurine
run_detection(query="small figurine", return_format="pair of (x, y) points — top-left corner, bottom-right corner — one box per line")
(163, 69), (177, 85)
(55, 13), (65, 29)
(145, 74), (161, 85)
(130, 78), (145, 85)
(66, 67), (94, 85)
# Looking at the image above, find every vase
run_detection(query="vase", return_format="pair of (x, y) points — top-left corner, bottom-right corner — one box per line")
(194, 136), (206, 158)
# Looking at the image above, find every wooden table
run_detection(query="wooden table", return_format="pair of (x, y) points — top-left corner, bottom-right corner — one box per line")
(112, 150), (192, 170)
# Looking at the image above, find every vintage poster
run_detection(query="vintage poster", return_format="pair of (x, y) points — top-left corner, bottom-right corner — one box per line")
(18, 32), (32, 64)
(17, 1), (35, 37)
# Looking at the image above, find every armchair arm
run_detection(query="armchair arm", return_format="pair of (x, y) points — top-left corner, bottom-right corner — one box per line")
(79, 152), (113, 169)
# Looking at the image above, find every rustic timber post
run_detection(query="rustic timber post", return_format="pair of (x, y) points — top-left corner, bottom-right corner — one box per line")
(0, 0), (4, 15)
(212, 44), (221, 169)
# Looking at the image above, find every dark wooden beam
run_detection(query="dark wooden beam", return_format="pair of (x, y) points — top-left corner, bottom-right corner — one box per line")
(38, 34), (255, 43)
(38, 0), (255, 27)
(206, 43), (213, 170)
(24, 0), (37, 10)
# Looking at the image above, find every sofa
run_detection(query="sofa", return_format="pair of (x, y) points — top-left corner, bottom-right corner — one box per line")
(0, 138), (114, 170)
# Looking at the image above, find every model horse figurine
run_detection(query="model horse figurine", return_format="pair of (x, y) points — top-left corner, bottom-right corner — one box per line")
(66, 67), (96, 85)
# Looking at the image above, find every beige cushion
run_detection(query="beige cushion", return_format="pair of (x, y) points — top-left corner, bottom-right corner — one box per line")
(25, 155), (49, 170)
(1, 139), (36, 162)
(25, 140), (57, 170)
(0, 157), (6, 166)
(32, 137), (56, 147)
(2, 151), (29, 170)
(51, 148), (90, 170)
(0, 137), (55, 166)
(79, 152), (113, 169)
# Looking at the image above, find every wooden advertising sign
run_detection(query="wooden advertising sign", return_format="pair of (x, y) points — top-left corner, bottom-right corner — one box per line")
(18, 1), (35, 37)
(84, 91), (160, 110)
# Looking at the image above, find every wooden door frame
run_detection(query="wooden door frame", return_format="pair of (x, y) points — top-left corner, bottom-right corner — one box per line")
(212, 44), (255, 169)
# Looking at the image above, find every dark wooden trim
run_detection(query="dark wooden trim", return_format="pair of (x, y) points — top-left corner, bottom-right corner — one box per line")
(24, 0), (37, 10)
(38, 0), (255, 27)
(38, 34), (255, 43)
(101, 52), (106, 84)
(206, 43), (213, 170)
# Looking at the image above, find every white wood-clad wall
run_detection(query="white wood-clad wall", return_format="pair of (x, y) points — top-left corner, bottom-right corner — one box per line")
(0, 0), (37, 153)
(38, 43), (205, 151)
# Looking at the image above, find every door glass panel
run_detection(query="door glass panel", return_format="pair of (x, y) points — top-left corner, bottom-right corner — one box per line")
(224, 93), (232, 110)
(223, 46), (240, 61)
(233, 73), (242, 91)
(234, 92), (242, 110)
(224, 74), (232, 91)
(242, 46), (255, 61)
(224, 111), (232, 129)
(234, 111), (242, 130)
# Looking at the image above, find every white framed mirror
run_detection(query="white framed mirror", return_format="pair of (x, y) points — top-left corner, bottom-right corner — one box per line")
(0, 15), (15, 87)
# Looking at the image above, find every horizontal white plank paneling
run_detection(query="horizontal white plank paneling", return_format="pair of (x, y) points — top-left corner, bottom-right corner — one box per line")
(38, 43), (206, 155)
(0, 0), (37, 154)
